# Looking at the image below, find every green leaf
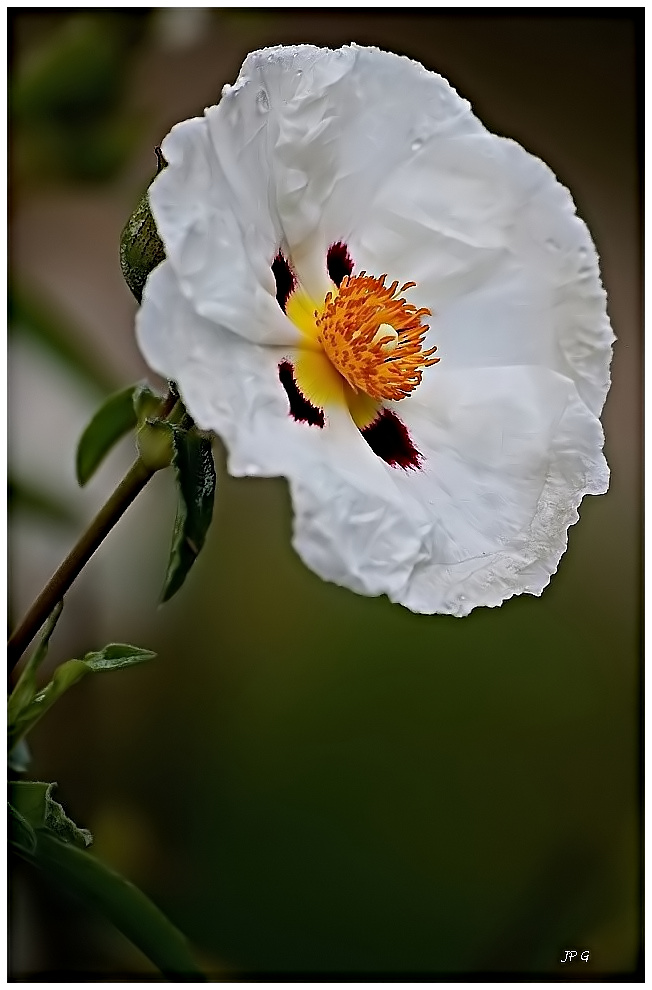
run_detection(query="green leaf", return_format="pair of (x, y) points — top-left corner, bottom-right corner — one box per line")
(13, 660), (88, 745)
(8, 601), (64, 733)
(76, 384), (140, 485)
(10, 781), (92, 849)
(28, 832), (204, 979)
(8, 641), (156, 749)
(9, 803), (38, 855)
(79, 643), (157, 672)
(9, 780), (204, 978)
(76, 382), (163, 485)
(161, 429), (216, 603)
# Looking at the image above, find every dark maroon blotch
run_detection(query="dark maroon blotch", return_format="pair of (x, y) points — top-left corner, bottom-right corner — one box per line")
(361, 410), (421, 469)
(278, 361), (325, 428)
(272, 252), (296, 312)
(327, 241), (354, 287)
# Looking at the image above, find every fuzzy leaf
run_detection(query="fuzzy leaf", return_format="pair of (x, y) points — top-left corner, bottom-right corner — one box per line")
(9, 780), (204, 978)
(161, 429), (216, 603)
(9, 642), (156, 749)
(80, 643), (157, 671)
(9, 781), (92, 849)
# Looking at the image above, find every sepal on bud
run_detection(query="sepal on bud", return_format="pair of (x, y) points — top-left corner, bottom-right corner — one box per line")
(120, 147), (166, 303)
(136, 419), (175, 472)
(133, 381), (166, 424)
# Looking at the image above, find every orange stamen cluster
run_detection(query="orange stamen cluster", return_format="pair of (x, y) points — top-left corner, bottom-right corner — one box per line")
(315, 273), (439, 401)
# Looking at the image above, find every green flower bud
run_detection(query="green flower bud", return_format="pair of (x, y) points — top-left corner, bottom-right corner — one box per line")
(136, 419), (174, 473)
(120, 147), (166, 304)
(133, 382), (165, 426)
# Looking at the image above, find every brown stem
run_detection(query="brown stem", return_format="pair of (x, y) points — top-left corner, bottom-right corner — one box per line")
(8, 387), (180, 673)
(8, 457), (155, 673)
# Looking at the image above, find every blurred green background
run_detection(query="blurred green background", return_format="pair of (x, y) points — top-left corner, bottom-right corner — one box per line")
(9, 10), (641, 980)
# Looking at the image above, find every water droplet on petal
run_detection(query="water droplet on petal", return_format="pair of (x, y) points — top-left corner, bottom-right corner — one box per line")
(411, 138), (424, 152)
(256, 89), (269, 113)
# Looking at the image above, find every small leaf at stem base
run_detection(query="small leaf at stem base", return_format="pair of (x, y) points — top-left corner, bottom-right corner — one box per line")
(76, 384), (141, 485)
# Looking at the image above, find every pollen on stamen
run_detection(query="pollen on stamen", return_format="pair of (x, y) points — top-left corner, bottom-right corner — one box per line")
(315, 273), (439, 402)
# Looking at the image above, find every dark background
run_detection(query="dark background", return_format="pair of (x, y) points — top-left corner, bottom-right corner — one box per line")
(9, 9), (642, 980)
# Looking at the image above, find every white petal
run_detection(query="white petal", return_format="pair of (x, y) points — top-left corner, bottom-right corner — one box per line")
(138, 263), (392, 486)
(137, 264), (428, 598)
(152, 45), (483, 310)
(150, 116), (297, 346)
(139, 265), (607, 616)
(138, 262), (309, 473)
(149, 46), (611, 418)
(137, 45), (613, 617)
(300, 366), (609, 616)
(393, 366), (607, 613)
(237, 45), (481, 298)
(496, 137), (614, 417)
(352, 130), (613, 418)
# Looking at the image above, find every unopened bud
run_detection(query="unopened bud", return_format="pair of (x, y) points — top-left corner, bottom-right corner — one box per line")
(133, 382), (164, 426)
(136, 419), (174, 472)
(120, 148), (166, 304)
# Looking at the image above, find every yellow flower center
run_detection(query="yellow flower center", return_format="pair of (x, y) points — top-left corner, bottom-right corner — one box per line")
(316, 273), (437, 401)
(283, 268), (439, 427)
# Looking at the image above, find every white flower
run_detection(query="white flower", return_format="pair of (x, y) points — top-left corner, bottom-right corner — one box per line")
(136, 44), (613, 616)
